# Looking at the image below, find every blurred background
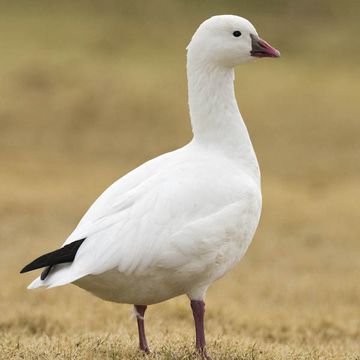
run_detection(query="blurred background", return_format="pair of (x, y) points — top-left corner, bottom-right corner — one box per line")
(1, 1), (359, 359)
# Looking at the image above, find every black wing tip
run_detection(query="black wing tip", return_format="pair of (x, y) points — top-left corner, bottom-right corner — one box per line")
(40, 266), (52, 280)
(20, 263), (36, 274)
(20, 262), (41, 274)
(20, 258), (44, 274)
(19, 238), (86, 276)
(19, 267), (27, 274)
(20, 264), (52, 280)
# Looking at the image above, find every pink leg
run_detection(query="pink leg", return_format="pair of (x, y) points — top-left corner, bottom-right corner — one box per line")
(190, 300), (212, 360)
(134, 304), (150, 354)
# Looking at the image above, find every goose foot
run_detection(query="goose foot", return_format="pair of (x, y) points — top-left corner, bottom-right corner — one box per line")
(198, 348), (212, 360)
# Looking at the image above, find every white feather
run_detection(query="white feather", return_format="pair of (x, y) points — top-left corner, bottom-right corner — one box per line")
(28, 15), (264, 305)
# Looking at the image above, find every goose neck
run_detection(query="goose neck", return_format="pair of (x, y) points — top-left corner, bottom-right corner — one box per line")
(187, 58), (259, 181)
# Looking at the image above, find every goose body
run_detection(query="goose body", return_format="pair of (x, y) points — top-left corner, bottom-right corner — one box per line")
(21, 15), (279, 358)
(29, 142), (261, 304)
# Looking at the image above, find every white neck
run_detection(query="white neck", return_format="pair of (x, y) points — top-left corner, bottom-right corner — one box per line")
(187, 55), (260, 183)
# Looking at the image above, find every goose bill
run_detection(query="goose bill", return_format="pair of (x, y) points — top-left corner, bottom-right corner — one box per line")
(250, 34), (280, 58)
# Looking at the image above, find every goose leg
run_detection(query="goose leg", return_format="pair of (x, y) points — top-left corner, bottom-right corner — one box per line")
(134, 304), (150, 354)
(190, 300), (212, 360)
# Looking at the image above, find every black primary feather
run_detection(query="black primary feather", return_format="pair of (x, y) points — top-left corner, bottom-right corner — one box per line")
(20, 238), (86, 279)
(40, 266), (52, 280)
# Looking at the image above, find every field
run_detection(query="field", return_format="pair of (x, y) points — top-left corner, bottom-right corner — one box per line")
(1, 1), (360, 359)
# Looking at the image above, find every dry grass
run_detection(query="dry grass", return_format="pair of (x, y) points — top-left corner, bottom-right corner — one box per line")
(1, 1), (360, 359)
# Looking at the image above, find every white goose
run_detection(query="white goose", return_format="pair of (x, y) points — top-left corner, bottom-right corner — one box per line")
(21, 15), (279, 359)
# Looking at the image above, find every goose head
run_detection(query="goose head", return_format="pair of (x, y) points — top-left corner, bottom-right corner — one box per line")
(187, 15), (280, 68)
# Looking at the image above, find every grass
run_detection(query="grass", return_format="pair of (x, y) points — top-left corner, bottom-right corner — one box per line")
(1, 1), (360, 359)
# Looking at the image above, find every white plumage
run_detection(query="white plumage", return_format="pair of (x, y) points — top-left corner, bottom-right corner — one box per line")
(29, 143), (261, 304)
(24, 14), (279, 357)
(28, 15), (270, 303)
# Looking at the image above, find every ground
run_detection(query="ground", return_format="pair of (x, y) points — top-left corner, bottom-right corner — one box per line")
(1, 1), (360, 359)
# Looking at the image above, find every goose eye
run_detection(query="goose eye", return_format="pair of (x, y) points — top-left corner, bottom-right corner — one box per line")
(233, 31), (241, 37)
